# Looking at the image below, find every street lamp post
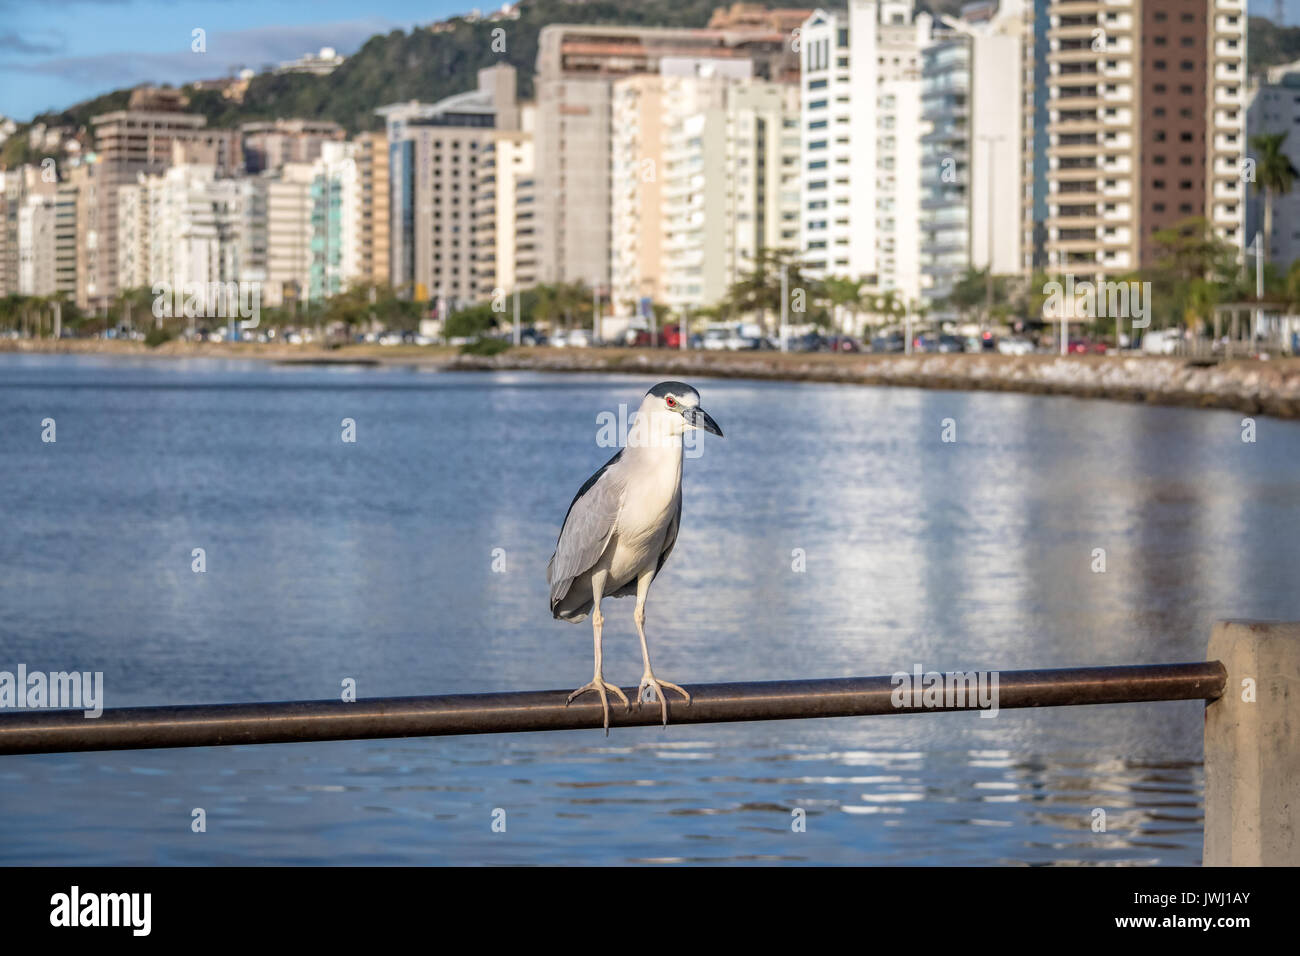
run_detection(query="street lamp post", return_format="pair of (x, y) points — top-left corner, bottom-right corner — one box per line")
(780, 265), (789, 352)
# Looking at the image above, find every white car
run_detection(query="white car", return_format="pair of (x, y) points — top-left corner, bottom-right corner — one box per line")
(567, 329), (592, 348)
(702, 329), (729, 351)
(997, 337), (1035, 355)
(1141, 330), (1181, 355)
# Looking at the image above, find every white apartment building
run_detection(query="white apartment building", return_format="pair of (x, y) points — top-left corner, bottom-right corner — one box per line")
(243, 163), (314, 308)
(17, 195), (56, 296)
(611, 61), (800, 317)
(800, 0), (933, 302)
(309, 141), (362, 302)
(474, 104), (536, 298)
(117, 164), (242, 295)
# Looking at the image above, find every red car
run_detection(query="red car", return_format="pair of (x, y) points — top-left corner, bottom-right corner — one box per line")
(630, 324), (683, 348)
(1068, 339), (1108, 355)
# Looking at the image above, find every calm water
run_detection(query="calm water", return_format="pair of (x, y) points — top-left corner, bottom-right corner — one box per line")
(1, 354), (1297, 865)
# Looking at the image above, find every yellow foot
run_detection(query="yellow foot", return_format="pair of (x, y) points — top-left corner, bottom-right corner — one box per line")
(566, 678), (631, 734)
(634, 673), (692, 726)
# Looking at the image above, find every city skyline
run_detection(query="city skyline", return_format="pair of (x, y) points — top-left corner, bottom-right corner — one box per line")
(0, 0), (1280, 348)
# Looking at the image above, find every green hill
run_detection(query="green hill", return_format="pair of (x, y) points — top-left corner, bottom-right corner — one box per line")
(25, 0), (775, 137)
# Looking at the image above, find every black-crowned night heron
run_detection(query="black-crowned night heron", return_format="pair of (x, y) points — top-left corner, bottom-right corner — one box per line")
(548, 382), (724, 732)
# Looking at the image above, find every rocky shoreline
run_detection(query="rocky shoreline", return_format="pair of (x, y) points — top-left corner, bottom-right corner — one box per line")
(6, 338), (1300, 420)
(451, 349), (1300, 420)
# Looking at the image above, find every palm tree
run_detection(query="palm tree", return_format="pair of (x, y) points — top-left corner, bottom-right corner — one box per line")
(866, 288), (903, 330)
(722, 248), (820, 335)
(530, 283), (562, 331)
(823, 276), (862, 335)
(1250, 132), (1299, 269)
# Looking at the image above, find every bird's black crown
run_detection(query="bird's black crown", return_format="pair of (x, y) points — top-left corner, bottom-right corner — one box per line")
(646, 381), (698, 401)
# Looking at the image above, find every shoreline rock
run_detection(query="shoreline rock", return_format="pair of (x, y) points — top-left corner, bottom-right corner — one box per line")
(5, 339), (1299, 420)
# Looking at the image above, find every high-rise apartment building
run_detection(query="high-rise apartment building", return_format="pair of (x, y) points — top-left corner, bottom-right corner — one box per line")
(379, 64), (519, 310)
(534, 21), (803, 287)
(17, 194), (57, 296)
(118, 162), (242, 294)
(473, 104), (536, 298)
(513, 173), (539, 290)
(919, 0), (1024, 305)
(611, 73), (670, 312)
(85, 88), (242, 308)
(0, 165), (51, 297)
(1042, 0), (1246, 280)
(308, 141), (361, 302)
(800, 1), (932, 301)
(353, 131), (391, 286)
(610, 62), (800, 317)
(53, 180), (78, 298)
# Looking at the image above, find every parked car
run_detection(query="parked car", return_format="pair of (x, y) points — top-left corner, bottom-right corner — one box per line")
(790, 332), (828, 352)
(1067, 339), (1108, 355)
(628, 328), (666, 347)
(702, 328), (729, 351)
(871, 332), (905, 353)
(826, 335), (861, 352)
(1140, 329), (1182, 355)
(997, 337), (1035, 356)
(937, 334), (965, 353)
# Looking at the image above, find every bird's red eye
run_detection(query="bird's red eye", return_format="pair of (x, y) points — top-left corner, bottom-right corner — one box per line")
(665, 396), (676, 408)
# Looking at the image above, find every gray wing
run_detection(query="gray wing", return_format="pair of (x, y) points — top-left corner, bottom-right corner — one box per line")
(548, 450), (625, 613)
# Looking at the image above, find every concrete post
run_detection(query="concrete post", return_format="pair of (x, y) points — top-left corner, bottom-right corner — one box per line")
(1204, 620), (1300, 866)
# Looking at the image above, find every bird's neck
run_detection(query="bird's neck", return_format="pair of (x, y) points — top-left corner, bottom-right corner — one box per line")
(625, 411), (684, 466)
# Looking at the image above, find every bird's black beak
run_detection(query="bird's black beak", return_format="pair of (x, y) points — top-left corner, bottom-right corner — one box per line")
(684, 406), (723, 437)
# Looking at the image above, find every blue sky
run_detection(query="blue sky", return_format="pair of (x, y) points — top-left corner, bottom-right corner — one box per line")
(0, 0), (471, 121)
